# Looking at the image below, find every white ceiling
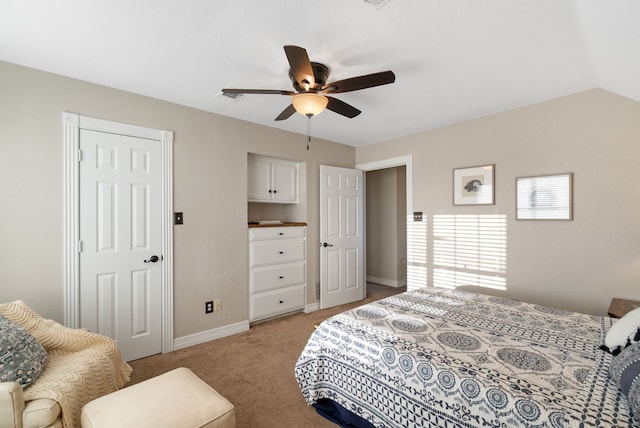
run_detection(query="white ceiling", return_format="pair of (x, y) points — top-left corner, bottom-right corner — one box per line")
(1, 0), (639, 147)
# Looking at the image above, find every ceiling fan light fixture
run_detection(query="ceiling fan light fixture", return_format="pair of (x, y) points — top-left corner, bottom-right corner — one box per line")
(292, 93), (328, 117)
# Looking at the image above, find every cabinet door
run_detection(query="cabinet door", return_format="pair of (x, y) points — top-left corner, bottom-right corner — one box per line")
(248, 156), (272, 202)
(271, 160), (298, 202)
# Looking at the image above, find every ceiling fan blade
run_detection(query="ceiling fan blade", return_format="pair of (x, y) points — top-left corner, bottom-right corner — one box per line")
(322, 70), (395, 94)
(284, 45), (315, 89)
(222, 88), (294, 96)
(274, 104), (297, 121)
(326, 97), (361, 118)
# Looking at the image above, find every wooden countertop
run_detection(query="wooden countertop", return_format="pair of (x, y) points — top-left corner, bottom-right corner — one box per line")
(248, 222), (307, 228)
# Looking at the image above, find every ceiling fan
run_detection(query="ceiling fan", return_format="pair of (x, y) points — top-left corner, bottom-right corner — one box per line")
(221, 45), (396, 121)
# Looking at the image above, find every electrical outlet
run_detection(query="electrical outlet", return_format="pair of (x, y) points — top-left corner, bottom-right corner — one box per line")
(214, 299), (222, 312)
(205, 301), (214, 314)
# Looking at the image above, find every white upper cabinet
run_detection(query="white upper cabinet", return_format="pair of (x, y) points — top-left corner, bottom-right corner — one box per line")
(248, 155), (298, 203)
(248, 156), (272, 201)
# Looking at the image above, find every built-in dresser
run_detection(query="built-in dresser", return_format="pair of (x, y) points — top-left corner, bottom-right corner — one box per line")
(248, 223), (306, 322)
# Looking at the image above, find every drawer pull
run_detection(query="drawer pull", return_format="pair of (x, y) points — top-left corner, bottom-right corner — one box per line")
(279, 276), (284, 279)
(279, 300), (284, 304)
(279, 232), (284, 236)
(279, 251), (284, 254)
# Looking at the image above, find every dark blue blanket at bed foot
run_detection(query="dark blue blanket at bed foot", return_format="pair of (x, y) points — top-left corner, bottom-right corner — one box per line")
(314, 399), (376, 428)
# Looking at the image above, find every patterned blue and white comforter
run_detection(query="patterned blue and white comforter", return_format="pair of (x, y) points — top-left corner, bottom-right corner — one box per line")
(295, 288), (638, 427)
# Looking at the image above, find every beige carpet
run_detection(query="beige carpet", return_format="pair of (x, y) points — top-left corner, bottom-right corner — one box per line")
(127, 283), (405, 428)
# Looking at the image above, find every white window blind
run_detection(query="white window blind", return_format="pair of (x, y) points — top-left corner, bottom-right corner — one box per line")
(516, 173), (573, 220)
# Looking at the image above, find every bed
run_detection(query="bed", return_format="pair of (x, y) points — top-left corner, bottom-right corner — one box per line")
(295, 287), (639, 427)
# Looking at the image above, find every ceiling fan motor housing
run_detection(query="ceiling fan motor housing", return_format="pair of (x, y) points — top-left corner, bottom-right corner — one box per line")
(289, 62), (330, 92)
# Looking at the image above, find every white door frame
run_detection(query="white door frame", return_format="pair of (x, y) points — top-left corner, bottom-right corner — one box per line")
(356, 155), (414, 289)
(63, 112), (174, 354)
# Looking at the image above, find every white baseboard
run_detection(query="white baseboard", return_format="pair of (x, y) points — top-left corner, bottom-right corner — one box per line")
(304, 302), (320, 313)
(173, 320), (250, 351)
(367, 276), (407, 288)
(302, 280), (404, 316)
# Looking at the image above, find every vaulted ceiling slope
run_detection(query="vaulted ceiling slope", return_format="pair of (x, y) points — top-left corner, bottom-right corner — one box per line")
(1, 1), (638, 146)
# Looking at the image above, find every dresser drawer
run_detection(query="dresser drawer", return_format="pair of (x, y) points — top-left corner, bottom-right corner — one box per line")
(250, 284), (305, 321)
(249, 226), (305, 241)
(250, 263), (305, 293)
(249, 239), (305, 267)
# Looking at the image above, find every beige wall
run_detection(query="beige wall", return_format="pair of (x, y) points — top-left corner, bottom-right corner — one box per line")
(357, 89), (640, 315)
(366, 167), (406, 285)
(2, 56), (638, 340)
(0, 61), (355, 337)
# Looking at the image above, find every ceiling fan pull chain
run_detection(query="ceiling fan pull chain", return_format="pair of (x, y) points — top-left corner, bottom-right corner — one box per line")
(306, 114), (312, 151)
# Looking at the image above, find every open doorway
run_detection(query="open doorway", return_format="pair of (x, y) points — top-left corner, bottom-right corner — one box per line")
(365, 166), (407, 288)
(357, 155), (413, 293)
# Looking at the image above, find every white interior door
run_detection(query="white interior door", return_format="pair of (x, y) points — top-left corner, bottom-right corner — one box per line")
(320, 165), (365, 309)
(79, 129), (162, 361)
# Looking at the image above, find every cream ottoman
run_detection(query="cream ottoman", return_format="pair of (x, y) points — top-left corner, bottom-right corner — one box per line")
(81, 367), (235, 428)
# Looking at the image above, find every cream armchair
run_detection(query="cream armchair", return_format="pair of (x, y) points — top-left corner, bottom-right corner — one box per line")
(0, 381), (62, 428)
(0, 301), (131, 428)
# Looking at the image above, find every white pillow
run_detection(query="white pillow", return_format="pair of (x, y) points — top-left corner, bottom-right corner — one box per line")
(602, 306), (640, 355)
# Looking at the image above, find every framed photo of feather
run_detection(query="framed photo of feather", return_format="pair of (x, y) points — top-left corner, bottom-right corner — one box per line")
(453, 164), (495, 205)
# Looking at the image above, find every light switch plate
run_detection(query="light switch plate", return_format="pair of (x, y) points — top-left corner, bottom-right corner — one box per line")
(174, 212), (184, 225)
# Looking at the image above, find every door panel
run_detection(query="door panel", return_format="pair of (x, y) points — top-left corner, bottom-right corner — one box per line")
(131, 184), (149, 250)
(272, 161), (297, 202)
(346, 195), (358, 236)
(320, 165), (364, 309)
(327, 195), (340, 237)
(97, 182), (117, 252)
(131, 269), (149, 336)
(327, 249), (341, 293)
(247, 157), (271, 201)
(80, 129), (162, 361)
(97, 273), (116, 337)
(346, 248), (359, 289)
